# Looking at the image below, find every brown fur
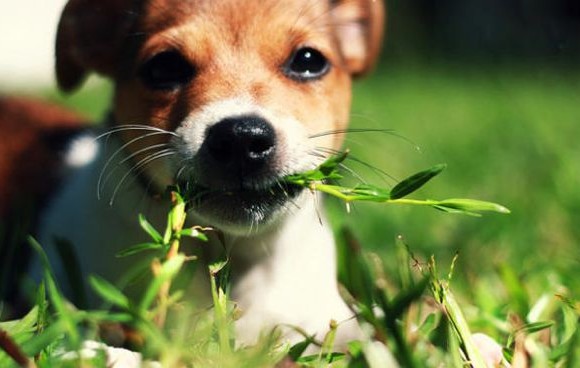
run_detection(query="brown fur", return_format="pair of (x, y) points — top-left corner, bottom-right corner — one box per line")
(0, 97), (86, 216)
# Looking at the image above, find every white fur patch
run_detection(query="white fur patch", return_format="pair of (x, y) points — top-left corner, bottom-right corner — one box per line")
(65, 133), (99, 168)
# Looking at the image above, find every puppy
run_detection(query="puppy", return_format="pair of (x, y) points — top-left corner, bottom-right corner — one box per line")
(13, 0), (384, 348)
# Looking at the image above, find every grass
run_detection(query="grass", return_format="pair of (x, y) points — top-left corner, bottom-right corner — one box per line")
(337, 63), (580, 287)
(1, 62), (580, 366)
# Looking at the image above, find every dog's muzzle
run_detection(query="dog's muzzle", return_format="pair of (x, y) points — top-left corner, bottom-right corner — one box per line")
(179, 115), (303, 230)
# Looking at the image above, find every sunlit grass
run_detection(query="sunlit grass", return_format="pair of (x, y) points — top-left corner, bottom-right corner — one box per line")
(335, 63), (580, 289)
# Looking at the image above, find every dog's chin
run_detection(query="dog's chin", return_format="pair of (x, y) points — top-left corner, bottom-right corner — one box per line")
(183, 180), (304, 235)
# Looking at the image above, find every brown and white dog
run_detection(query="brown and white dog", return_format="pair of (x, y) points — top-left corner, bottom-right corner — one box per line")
(1, 0), (384, 348)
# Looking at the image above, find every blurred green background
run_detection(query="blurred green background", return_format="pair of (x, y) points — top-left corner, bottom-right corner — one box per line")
(23, 0), (580, 299)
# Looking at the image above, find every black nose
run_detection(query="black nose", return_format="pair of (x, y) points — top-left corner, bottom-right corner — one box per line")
(204, 115), (277, 173)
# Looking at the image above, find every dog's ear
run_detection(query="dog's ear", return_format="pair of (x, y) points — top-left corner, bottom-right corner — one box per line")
(55, 0), (136, 92)
(330, 0), (385, 77)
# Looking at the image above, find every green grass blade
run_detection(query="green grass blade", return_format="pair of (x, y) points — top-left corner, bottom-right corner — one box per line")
(417, 313), (440, 337)
(285, 154), (509, 216)
(288, 337), (315, 361)
(430, 258), (488, 368)
(284, 151), (348, 185)
(362, 341), (401, 368)
(434, 198), (511, 214)
(388, 277), (429, 320)
(506, 321), (554, 348)
(498, 264), (530, 318)
(440, 286), (488, 368)
(21, 320), (66, 357)
(390, 164), (446, 200)
(116, 242), (163, 258)
(138, 254), (185, 313)
(179, 227), (209, 241)
(28, 237), (81, 348)
(138, 214), (163, 243)
(209, 259), (232, 354)
(338, 230), (376, 313)
(89, 275), (130, 310)
(565, 318), (580, 368)
(0, 307), (38, 337)
(349, 184), (391, 201)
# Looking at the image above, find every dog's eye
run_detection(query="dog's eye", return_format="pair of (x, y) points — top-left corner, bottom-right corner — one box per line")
(284, 47), (330, 81)
(138, 51), (195, 90)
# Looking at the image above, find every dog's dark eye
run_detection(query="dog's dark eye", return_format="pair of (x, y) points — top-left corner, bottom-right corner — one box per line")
(138, 51), (195, 90)
(284, 47), (330, 81)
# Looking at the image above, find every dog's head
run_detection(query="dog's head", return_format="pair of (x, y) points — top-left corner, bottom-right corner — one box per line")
(56, 0), (384, 234)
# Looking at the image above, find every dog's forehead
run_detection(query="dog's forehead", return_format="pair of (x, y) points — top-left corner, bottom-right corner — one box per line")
(138, 0), (331, 35)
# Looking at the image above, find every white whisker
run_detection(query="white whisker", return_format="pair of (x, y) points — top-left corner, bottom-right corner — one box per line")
(98, 143), (172, 198)
(95, 125), (178, 140)
(175, 162), (190, 182)
(109, 150), (175, 206)
(118, 143), (171, 165)
(308, 128), (396, 139)
(98, 131), (173, 199)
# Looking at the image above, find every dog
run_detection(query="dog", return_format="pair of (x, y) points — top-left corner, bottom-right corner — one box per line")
(1, 0), (384, 349)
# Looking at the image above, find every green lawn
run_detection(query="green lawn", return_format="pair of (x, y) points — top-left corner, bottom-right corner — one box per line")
(333, 63), (580, 291)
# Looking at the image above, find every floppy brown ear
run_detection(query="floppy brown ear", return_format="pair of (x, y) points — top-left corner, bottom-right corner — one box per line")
(55, 0), (136, 92)
(331, 0), (385, 77)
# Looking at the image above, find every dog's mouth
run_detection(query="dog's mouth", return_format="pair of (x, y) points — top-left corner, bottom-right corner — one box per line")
(177, 176), (304, 229)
